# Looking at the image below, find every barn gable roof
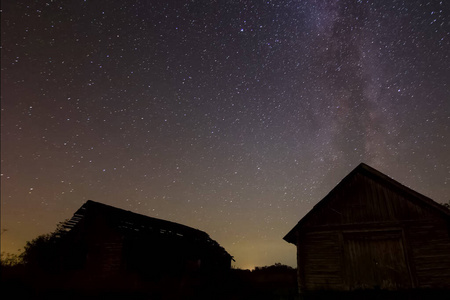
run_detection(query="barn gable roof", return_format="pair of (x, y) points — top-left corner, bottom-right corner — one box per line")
(284, 163), (450, 244)
(64, 200), (233, 259)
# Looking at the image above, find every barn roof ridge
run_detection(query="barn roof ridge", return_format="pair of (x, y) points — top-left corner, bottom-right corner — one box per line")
(284, 162), (450, 244)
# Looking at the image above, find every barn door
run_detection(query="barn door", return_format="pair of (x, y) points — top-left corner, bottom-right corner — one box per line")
(343, 230), (412, 290)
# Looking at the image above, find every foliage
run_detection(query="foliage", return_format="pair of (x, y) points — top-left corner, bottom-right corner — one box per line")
(19, 221), (70, 273)
(1, 228), (23, 268)
(254, 262), (295, 272)
(0, 252), (22, 267)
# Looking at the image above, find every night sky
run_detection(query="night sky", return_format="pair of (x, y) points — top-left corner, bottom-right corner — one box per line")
(1, 0), (449, 269)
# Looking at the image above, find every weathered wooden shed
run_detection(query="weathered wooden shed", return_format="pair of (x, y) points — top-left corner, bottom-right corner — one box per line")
(284, 163), (450, 293)
(59, 200), (233, 288)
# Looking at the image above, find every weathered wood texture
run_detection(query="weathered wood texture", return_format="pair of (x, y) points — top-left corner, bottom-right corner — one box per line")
(303, 172), (440, 227)
(407, 220), (450, 288)
(297, 231), (344, 291)
(286, 164), (450, 292)
(342, 230), (411, 290)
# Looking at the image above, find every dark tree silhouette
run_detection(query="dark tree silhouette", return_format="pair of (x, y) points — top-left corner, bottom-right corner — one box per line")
(20, 221), (69, 274)
(0, 252), (22, 267)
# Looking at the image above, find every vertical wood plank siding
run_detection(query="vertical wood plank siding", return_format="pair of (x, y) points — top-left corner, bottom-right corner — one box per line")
(299, 231), (344, 291)
(287, 164), (450, 292)
(304, 174), (438, 228)
(407, 220), (450, 288)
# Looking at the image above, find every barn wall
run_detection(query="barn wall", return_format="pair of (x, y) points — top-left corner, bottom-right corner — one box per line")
(291, 167), (450, 293)
(298, 231), (344, 291)
(341, 228), (413, 290)
(83, 212), (125, 277)
(298, 219), (450, 291)
(406, 219), (450, 289)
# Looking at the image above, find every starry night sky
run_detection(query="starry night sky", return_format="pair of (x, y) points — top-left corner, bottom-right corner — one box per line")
(1, 0), (449, 269)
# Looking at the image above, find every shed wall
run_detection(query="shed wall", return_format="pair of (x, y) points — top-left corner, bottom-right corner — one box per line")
(289, 166), (450, 292)
(407, 220), (450, 289)
(298, 220), (450, 291)
(297, 231), (344, 291)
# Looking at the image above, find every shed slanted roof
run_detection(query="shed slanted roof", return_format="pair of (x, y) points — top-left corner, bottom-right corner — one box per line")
(284, 163), (450, 244)
(65, 200), (233, 259)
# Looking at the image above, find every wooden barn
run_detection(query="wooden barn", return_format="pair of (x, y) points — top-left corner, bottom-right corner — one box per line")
(57, 200), (233, 289)
(284, 163), (450, 294)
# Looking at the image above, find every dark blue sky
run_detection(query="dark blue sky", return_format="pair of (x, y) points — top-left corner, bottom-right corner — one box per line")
(2, 0), (449, 269)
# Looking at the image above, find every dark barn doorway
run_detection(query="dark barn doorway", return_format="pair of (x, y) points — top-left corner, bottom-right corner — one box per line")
(343, 230), (412, 290)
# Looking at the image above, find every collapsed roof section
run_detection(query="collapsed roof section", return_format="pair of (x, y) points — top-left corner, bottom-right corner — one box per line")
(63, 200), (233, 260)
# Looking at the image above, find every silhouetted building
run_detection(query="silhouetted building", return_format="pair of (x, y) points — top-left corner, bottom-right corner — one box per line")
(59, 200), (233, 290)
(284, 163), (450, 293)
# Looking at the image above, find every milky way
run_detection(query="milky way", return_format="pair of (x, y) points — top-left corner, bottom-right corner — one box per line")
(2, 0), (449, 269)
